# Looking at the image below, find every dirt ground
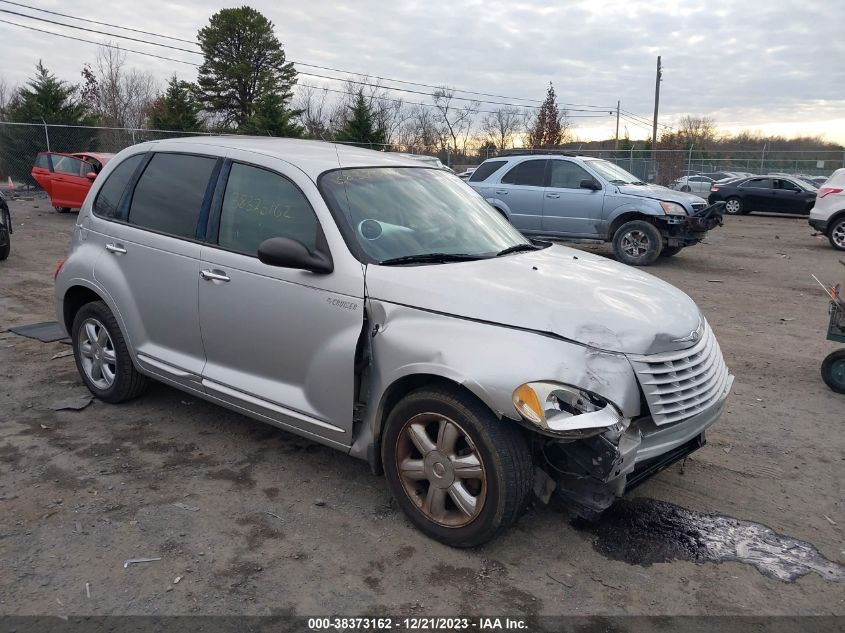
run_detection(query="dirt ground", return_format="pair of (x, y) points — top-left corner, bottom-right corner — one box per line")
(0, 195), (843, 617)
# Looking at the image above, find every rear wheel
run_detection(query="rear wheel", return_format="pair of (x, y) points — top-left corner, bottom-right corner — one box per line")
(613, 220), (662, 266)
(382, 386), (532, 547)
(0, 228), (9, 261)
(724, 197), (744, 215)
(821, 350), (845, 394)
(72, 301), (147, 403)
(55, 206), (71, 213)
(828, 216), (845, 251)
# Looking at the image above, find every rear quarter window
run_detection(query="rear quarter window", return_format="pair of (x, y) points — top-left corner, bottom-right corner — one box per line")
(469, 160), (507, 183)
(34, 153), (51, 169)
(92, 154), (145, 219)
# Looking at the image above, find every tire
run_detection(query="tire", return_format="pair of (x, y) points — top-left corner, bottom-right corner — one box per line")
(612, 220), (662, 266)
(55, 206), (71, 213)
(821, 350), (845, 394)
(680, 185), (691, 192)
(71, 301), (147, 403)
(381, 386), (532, 547)
(660, 245), (683, 258)
(828, 216), (845, 251)
(724, 197), (744, 215)
(0, 229), (9, 261)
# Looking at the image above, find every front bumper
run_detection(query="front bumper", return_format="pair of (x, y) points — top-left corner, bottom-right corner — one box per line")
(546, 383), (731, 513)
(661, 202), (725, 247)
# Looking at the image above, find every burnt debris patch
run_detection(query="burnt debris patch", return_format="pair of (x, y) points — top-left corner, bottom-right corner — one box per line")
(576, 498), (845, 583)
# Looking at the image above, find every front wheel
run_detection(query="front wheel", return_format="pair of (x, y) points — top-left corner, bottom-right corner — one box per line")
(821, 350), (845, 394)
(680, 185), (691, 192)
(382, 386), (532, 547)
(613, 220), (662, 266)
(0, 228), (9, 261)
(724, 197), (744, 215)
(72, 301), (147, 403)
(828, 217), (845, 251)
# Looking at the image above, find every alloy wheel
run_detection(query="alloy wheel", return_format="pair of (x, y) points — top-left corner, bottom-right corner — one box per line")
(77, 317), (117, 390)
(394, 413), (487, 527)
(725, 199), (741, 214)
(831, 220), (845, 249)
(621, 230), (650, 257)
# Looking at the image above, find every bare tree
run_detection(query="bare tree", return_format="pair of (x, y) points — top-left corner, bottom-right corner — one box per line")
(677, 115), (716, 147)
(396, 105), (440, 153)
(85, 45), (157, 129)
(295, 85), (332, 139)
(432, 87), (479, 159)
(481, 106), (524, 151)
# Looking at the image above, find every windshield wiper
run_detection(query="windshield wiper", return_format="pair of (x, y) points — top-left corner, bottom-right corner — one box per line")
(378, 253), (485, 266)
(495, 243), (541, 257)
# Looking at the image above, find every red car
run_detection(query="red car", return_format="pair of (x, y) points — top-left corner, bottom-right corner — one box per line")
(32, 152), (114, 212)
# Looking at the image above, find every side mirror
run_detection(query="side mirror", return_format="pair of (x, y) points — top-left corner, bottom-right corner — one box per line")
(85, 172), (97, 181)
(580, 179), (601, 191)
(257, 237), (333, 274)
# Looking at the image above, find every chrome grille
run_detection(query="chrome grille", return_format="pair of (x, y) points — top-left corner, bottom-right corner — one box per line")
(628, 322), (731, 425)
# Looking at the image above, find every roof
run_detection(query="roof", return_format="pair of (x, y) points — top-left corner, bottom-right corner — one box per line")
(133, 136), (424, 180)
(73, 152), (115, 162)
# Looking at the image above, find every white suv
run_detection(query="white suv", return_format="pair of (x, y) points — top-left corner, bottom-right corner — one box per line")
(809, 168), (845, 251)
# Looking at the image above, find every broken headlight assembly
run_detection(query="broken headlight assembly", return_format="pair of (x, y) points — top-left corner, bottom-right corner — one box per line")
(512, 381), (628, 439)
(659, 201), (688, 216)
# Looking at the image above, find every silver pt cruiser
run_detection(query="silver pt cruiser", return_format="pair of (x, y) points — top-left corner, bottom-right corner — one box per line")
(55, 138), (733, 547)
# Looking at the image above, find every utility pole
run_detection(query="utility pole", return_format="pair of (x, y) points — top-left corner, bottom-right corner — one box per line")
(614, 100), (620, 150)
(652, 56), (662, 148)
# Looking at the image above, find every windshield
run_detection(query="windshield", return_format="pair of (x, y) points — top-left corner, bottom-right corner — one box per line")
(584, 159), (642, 185)
(320, 167), (531, 264)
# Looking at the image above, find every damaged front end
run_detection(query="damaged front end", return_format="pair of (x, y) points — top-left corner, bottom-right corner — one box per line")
(660, 201), (725, 248)
(513, 377), (728, 516)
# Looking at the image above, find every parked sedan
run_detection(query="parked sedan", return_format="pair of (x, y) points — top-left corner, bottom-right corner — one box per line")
(708, 175), (817, 215)
(671, 175), (714, 194)
(31, 152), (114, 212)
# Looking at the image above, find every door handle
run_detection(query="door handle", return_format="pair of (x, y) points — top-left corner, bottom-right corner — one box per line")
(105, 243), (127, 254)
(546, 193), (561, 199)
(200, 269), (230, 282)
(494, 189), (508, 195)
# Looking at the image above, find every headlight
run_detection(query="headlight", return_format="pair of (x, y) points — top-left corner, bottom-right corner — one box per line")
(659, 201), (687, 216)
(512, 381), (627, 439)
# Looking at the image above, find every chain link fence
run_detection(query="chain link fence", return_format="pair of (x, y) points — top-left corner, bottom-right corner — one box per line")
(2, 122), (843, 189)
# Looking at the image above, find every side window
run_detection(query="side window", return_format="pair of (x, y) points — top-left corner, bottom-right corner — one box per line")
(52, 155), (86, 176)
(218, 163), (318, 256)
(500, 160), (547, 186)
(743, 178), (772, 189)
(777, 179), (799, 191)
(34, 153), (51, 169)
(92, 154), (145, 219)
(549, 160), (592, 189)
(127, 153), (217, 239)
(469, 160), (507, 182)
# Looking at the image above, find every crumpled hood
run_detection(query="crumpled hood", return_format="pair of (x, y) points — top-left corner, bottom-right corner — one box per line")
(617, 184), (706, 208)
(365, 244), (702, 356)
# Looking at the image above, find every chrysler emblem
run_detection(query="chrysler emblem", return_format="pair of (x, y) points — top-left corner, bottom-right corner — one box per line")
(674, 322), (703, 344)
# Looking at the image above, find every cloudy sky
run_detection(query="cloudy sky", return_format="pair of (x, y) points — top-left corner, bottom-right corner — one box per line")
(1, 0), (843, 143)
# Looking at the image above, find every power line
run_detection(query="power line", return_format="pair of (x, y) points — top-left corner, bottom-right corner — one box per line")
(0, 17), (612, 120)
(0, 0), (617, 111)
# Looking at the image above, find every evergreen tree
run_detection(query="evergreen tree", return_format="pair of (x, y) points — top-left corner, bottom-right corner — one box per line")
(335, 91), (386, 148)
(197, 7), (298, 130)
(241, 91), (303, 137)
(1, 62), (94, 185)
(148, 75), (204, 132)
(7, 61), (93, 125)
(527, 83), (563, 148)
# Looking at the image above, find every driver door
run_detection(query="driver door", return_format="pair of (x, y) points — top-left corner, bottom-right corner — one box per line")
(197, 158), (364, 446)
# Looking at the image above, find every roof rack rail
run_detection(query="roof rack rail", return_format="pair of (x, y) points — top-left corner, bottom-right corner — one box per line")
(498, 149), (580, 157)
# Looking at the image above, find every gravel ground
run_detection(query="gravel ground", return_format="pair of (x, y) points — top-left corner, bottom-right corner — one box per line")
(0, 196), (843, 617)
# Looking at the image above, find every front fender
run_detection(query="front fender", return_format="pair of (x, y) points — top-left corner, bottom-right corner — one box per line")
(351, 300), (642, 464)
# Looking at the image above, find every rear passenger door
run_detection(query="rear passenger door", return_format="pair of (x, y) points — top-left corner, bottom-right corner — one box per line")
(92, 151), (219, 387)
(542, 159), (604, 237)
(493, 159), (547, 232)
(739, 177), (774, 211)
(197, 158), (364, 445)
